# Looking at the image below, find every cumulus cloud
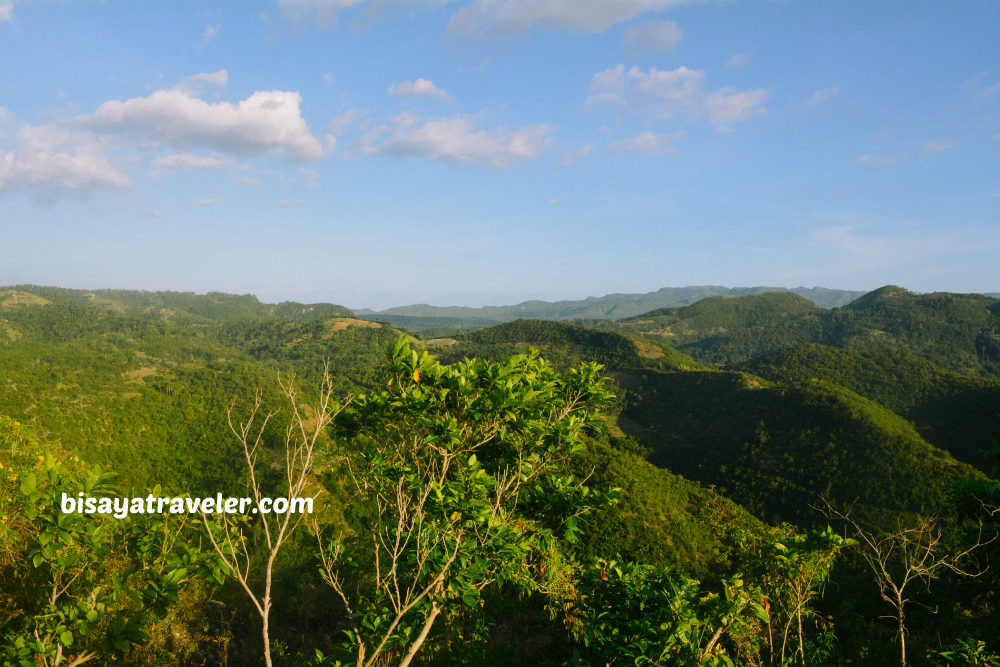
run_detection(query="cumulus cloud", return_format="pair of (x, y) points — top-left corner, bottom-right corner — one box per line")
(82, 88), (324, 161)
(446, 0), (690, 39)
(587, 64), (769, 130)
(0, 2), (12, 22)
(0, 124), (131, 197)
(806, 87), (838, 105)
(623, 21), (682, 55)
(608, 130), (684, 156)
(360, 113), (554, 168)
(388, 78), (451, 102)
(922, 141), (955, 152)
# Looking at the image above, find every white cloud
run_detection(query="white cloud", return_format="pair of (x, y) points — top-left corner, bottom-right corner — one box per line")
(0, 2), (12, 22)
(83, 88), (324, 161)
(279, 199), (306, 205)
(175, 70), (229, 95)
(201, 25), (219, 47)
(922, 141), (955, 152)
(623, 21), (682, 55)
(0, 124), (130, 197)
(806, 87), (838, 105)
(587, 64), (769, 130)
(704, 88), (769, 124)
(446, 0), (690, 39)
(0, 107), (13, 135)
(546, 198), (560, 205)
(388, 78), (451, 102)
(360, 113), (554, 168)
(323, 73), (335, 86)
(151, 152), (230, 170)
(726, 53), (748, 68)
(608, 130), (684, 156)
(854, 153), (906, 167)
(192, 198), (222, 206)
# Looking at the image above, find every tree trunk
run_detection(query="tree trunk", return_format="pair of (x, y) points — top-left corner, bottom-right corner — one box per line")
(897, 605), (906, 667)
(398, 604), (442, 667)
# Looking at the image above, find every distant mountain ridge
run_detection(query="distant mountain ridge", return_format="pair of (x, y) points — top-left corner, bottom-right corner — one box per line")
(356, 285), (869, 327)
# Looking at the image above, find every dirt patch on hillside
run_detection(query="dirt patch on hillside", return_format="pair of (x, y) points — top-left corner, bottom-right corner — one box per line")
(632, 338), (664, 359)
(1, 291), (51, 308)
(322, 318), (382, 338)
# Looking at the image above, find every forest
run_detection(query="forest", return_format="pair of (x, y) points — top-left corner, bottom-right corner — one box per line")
(1, 284), (999, 667)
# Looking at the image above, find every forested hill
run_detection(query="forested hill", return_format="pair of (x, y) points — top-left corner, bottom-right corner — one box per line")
(605, 285), (1000, 377)
(2, 284), (999, 665)
(355, 284), (868, 328)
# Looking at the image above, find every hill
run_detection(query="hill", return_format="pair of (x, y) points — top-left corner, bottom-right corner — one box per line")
(616, 366), (985, 524)
(741, 344), (1000, 473)
(609, 285), (1000, 377)
(356, 285), (868, 330)
(428, 317), (985, 525)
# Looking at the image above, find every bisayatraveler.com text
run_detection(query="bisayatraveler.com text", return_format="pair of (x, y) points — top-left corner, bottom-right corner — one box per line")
(61, 492), (313, 519)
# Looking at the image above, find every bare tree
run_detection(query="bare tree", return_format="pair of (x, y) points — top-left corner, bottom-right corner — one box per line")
(201, 364), (350, 667)
(821, 502), (993, 667)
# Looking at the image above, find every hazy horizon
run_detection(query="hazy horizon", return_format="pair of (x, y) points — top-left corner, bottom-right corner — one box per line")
(3, 1), (998, 309)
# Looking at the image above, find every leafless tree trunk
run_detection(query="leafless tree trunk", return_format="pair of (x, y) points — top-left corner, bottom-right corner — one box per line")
(821, 502), (992, 667)
(202, 364), (350, 667)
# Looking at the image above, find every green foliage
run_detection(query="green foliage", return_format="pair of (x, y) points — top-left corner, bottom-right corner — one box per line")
(320, 337), (615, 666)
(0, 416), (225, 666)
(618, 367), (985, 524)
(608, 286), (1000, 377)
(742, 343), (1000, 472)
(562, 558), (769, 666)
(927, 638), (1000, 666)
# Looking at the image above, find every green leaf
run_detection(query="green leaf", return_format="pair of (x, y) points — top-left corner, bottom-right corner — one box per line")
(59, 630), (73, 647)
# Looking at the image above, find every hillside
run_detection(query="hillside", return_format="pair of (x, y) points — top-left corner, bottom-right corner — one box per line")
(425, 317), (986, 526)
(608, 285), (1000, 377)
(3, 284), (998, 666)
(356, 284), (867, 330)
(616, 367), (985, 524)
(742, 344), (1000, 473)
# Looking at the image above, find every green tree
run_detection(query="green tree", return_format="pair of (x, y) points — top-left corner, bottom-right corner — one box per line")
(0, 416), (223, 667)
(315, 337), (614, 667)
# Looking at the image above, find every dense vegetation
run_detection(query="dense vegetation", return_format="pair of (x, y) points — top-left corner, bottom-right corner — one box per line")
(605, 286), (1000, 378)
(2, 284), (998, 666)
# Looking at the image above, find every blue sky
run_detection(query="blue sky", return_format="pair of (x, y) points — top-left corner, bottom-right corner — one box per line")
(1, 0), (998, 310)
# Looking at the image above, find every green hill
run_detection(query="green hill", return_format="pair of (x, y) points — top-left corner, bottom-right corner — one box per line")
(615, 366), (985, 524)
(741, 344), (1000, 473)
(355, 285), (867, 330)
(608, 286), (1000, 377)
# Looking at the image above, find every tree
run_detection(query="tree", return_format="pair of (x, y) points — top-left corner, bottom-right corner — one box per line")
(752, 525), (853, 666)
(822, 503), (993, 667)
(314, 337), (614, 667)
(201, 365), (351, 667)
(0, 416), (222, 667)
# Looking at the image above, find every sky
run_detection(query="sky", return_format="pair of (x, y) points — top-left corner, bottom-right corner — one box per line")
(1, 0), (998, 310)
